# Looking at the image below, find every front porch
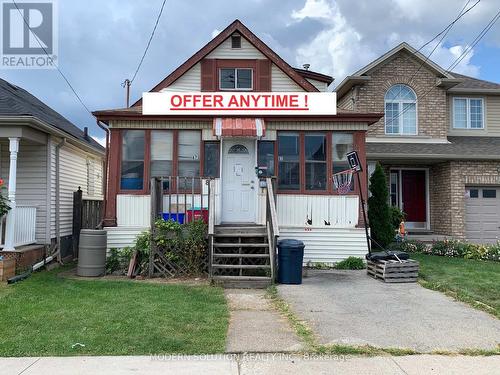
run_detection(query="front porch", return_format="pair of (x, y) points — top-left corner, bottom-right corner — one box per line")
(0, 136), (43, 251)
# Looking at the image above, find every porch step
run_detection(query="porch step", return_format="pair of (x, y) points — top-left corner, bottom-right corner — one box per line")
(213, 243), (268, 248)
(215, 225), (266, 234)
(212, 264), (271, 269)
(212, 275), (272, 289)
(212, 253), (269, 258)
(214, 233), (268, 238)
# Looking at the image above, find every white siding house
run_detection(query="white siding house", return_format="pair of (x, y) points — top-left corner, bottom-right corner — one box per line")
(0, 78), (105, 261)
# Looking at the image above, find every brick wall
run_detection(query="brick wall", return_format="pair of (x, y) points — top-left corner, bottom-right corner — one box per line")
(448, 160), (500, 238)
(339, 51), (448, 139)
(430, 162), (452, 235)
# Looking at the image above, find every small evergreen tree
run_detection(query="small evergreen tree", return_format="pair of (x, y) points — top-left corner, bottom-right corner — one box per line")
(368, 163), (394, 248)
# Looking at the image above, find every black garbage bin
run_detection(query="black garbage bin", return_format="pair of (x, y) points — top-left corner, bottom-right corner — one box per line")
(277, 239), (305, 284)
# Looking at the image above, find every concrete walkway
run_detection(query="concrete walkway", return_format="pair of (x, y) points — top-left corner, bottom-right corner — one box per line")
(1, 354), (499, 375)
(278, 270), (500, 351)
(224, 289), (303, 352)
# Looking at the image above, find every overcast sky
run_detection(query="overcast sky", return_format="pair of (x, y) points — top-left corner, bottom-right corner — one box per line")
(2, 0), (499, 145)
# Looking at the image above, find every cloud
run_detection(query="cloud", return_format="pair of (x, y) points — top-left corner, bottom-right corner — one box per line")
(290, 0), (495, 83)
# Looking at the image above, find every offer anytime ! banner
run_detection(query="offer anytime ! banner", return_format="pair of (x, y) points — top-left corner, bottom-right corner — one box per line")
(142, 92), (337, 116)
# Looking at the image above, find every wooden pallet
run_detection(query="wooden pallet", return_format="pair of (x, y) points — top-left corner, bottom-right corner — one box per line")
(367, 259), (419, 283)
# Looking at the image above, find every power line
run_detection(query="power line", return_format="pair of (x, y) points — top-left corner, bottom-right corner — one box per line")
(390, 0), (477, 115)
(11, 0), (92, 116)
(129, 0), (167, 84)
(388, 5), (500, 127)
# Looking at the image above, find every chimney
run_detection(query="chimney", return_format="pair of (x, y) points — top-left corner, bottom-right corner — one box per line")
(83, 127), (89, 140)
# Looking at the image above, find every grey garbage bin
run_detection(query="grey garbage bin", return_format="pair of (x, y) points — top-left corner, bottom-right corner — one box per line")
(77, 229), (107, 277)
(277, 239), (305, 284)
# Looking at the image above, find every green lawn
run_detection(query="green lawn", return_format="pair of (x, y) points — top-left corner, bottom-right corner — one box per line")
(412, 253), (500, 318)
(0, 268), (229, 356)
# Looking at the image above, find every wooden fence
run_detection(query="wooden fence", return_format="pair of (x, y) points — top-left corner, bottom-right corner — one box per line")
(72, 187), (104, 258)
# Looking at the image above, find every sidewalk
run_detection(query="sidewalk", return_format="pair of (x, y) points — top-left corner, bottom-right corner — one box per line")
(1, 354), (499, 375)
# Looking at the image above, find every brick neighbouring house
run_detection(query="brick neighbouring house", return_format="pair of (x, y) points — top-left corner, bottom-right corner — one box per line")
(337, 43), (500, 243)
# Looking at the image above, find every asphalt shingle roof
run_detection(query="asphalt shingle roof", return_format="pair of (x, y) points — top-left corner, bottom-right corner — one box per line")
(367, 136), (500, 159)
(0, 78), (103, 151)
(449, 72), (500, 90)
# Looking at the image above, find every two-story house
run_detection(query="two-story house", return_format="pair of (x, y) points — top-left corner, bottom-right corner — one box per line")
(337, 43), (500, 244)
(94, 19), (383, 284)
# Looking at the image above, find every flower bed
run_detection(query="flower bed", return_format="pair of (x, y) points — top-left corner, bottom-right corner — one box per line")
(390, 239), (499, 262)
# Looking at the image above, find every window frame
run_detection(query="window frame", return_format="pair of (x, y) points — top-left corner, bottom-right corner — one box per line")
(452, 97), (485, 129)
(384, 84), (418, 135)
(118, 129), (205, 194)
(218, 67), (253, 91)
(276, 131), (361, 195)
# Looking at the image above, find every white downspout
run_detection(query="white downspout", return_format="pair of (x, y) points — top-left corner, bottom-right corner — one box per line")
(55, 137), (66, 262)
(4, 137), (20, 251)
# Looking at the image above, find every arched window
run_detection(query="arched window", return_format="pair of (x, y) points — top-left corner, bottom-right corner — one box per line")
(384, 84), (417, 135)
(228, 144), (249, 154)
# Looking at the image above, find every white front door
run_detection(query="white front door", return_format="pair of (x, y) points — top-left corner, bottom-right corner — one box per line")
(221, 139), (257, 223)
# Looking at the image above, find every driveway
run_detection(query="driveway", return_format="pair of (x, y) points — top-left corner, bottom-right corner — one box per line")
(277, 270), (500, 351)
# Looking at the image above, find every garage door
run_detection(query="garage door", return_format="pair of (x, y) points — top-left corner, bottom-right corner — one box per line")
(465, 187), (500, 244)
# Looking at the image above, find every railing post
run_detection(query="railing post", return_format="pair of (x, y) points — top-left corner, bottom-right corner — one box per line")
(72, 187), (83, 259)
(149, 177), (162, 277)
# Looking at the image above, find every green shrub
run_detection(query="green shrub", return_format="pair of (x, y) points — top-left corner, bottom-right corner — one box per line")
(368, 163), (394, 248)
(335, 257), (365, 270)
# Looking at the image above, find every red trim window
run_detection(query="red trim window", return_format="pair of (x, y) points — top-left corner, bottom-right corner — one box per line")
(219, 68), (253, 90)
(120, 130), (146, 191)
(118, 130), (203, 193)
(276, 131), (356, 194)
(332, 132), (355, 192)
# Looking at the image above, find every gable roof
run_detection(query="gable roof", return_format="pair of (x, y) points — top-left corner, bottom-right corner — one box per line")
(0, 78), (103, 152)
(132, 19), (319, 107)
(336, 42), (454, 98)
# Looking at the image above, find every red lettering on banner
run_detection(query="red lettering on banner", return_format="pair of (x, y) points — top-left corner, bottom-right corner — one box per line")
(171, 95), (182, 107)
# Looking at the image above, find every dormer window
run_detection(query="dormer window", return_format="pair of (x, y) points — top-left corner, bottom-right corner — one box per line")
(219, 68), (253, 90)
(231, 34), (241, 48)
(385, 84), (417, 135)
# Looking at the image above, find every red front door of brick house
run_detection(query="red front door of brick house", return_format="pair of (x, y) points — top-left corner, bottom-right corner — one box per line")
(402, 170), (426, 223)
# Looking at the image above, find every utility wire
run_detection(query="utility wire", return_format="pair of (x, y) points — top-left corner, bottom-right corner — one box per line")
(128, 0), (167, 84)
(388, 4), (500, 126)
(11, 0), (92, 115)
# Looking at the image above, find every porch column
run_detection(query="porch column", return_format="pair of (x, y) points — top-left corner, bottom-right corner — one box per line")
(4, 137), (19, 251)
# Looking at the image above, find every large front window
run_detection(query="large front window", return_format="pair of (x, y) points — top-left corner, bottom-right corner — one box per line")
(385, 84), (417, 135)
(453, 97), (484, 129)
(119, 130), (206, 192)
(277, 131), (358, 193)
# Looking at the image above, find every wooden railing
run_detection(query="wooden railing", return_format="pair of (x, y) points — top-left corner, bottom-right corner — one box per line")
(265, 177), (279, 281)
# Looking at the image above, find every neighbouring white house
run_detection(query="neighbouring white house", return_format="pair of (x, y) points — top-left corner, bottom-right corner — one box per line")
(0, 77), (105, 265)
(94, 20), (382, 286)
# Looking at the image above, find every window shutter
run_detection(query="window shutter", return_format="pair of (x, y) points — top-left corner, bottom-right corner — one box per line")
(256, 59), (271, 91)
(201, 59), (216, 91)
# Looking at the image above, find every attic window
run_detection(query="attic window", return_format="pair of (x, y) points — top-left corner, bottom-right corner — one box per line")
(231, 35), (241, 49)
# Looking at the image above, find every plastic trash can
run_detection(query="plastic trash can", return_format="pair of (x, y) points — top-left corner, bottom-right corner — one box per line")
(277, 239), (305, 284)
